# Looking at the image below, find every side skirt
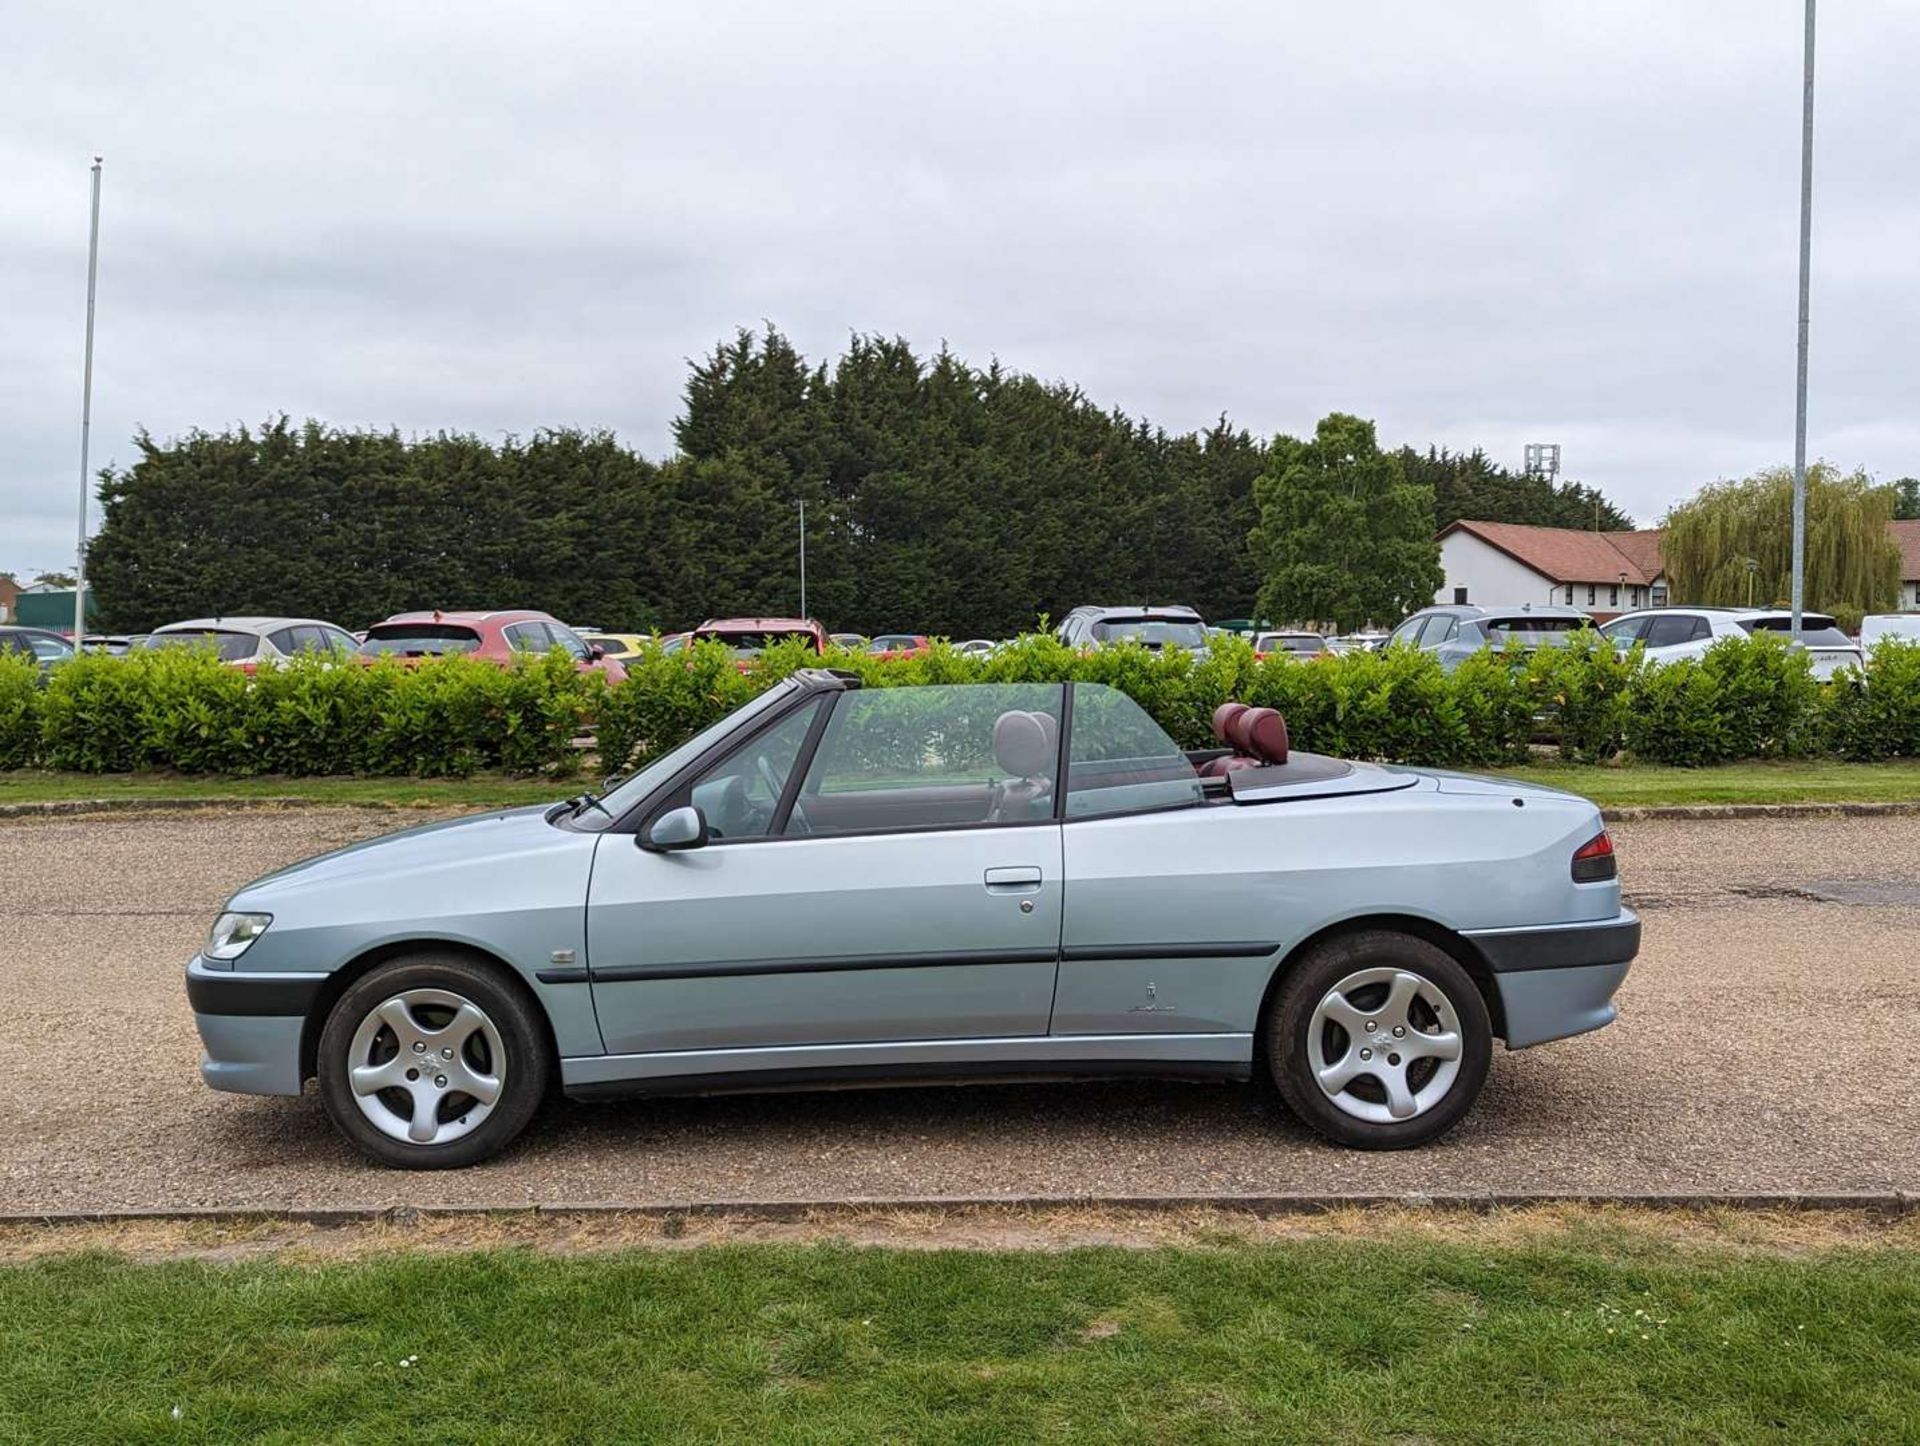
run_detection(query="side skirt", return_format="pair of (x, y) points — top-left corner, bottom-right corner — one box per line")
(560, 1032), (1254, 1100)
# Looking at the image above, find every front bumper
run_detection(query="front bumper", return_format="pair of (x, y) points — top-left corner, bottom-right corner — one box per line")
(187, 955), (326, 1096)
(1464, 911), (1640, 1049)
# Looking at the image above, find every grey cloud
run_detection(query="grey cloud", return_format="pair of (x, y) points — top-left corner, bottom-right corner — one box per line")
(3, 0), (1916, 578)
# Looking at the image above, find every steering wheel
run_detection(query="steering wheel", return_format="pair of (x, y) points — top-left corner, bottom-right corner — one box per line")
(756, 755), (810, 833)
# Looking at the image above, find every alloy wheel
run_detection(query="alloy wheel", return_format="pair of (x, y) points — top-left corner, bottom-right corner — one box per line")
(1306, 966), (1464, 1124)
(346, 988), (505, 1146)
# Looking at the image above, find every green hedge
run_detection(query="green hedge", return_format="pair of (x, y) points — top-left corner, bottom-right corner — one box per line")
(3, 634), (1918, 778)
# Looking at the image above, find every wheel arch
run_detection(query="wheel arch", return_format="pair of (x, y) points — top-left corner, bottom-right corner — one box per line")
(1252, 913), (1505, 1075)
(299, 939), (562, 1087)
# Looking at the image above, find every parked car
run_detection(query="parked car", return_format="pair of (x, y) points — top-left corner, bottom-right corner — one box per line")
(143, 617), (360, 670)
(80, 633), (137, 655)
(1598, 608), (1864, 679)
(1329, 632), (1389, 655)
(0, 625), (75, 678)
(1855, 614), (1920, 652)
(190, 668), (1638, 1168)
(1253, 631), (1331, 661)
(1057, 604), (1209, 653)
(580, 633), (647, 663)
(828, 632), (869, 650)
(866, 633), (931, 659)
(1387, 605), (1593, 673)
(690, 617), (829, 669)
(358, 610), (627, 683)
(953, 638), (999, 658)
(659, 631), (691, 655)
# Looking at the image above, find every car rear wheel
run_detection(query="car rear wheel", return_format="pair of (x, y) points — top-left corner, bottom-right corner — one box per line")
(316, 954), (550, 1169)
(1268, 931), (1491, 1149)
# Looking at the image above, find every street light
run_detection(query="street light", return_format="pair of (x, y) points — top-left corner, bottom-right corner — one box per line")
(1789, 0), (1816, 639)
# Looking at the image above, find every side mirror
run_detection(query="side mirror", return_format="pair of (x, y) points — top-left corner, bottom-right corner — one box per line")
(641, 805), (708, 852)
(588, 644), (605, 661)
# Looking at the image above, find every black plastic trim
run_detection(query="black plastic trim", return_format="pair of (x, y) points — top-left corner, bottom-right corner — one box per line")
(186, 970), (326, 1017)
(565, 1057), (1248, 1101)
(1058, 941), (1277, 962)
(1468, 917), (1642, 973)
(592, 948), (1059, 984)
(535, 968), (592, 985)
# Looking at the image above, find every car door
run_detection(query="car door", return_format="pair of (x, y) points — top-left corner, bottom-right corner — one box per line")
(1643, 611), (1709, 662)
(584, 683), (1066, 1058)
(1053, 683), (1278, 1040)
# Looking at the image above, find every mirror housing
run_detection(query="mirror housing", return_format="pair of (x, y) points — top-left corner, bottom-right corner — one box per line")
(641, 804), (708, 852)
(587, 644), (606, 661)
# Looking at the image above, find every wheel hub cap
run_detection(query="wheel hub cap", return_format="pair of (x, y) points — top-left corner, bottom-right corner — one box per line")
(1306, 967), (1464, 1125)
(346, 987), (505, 1147)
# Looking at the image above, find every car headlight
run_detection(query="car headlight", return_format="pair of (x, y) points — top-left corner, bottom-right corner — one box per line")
(206, 912), (272, 960)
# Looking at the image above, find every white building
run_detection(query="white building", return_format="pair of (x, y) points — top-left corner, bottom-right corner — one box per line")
(1437, 518), (1920, 619)
(1436, 521), (1667, 619)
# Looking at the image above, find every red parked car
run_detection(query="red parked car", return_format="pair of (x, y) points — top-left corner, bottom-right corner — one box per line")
(357, 610), (628, 683)
(866, 633), (931, 660)
(689, 617), (829, 670)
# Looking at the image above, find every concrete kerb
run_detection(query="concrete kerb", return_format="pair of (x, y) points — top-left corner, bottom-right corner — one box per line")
(0, 1190), (1913, 1229)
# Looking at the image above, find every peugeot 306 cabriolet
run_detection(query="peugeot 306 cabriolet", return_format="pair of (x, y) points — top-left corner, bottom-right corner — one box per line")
(188, 670), (1638, 1168)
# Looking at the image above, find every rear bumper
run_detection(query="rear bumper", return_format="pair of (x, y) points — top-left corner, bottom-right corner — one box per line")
(1464, 911), (1639, 1049)
(187, 955), (323, 1096)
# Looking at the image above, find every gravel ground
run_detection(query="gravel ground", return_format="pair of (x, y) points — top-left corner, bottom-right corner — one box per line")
(2, 807), (1917, 1214)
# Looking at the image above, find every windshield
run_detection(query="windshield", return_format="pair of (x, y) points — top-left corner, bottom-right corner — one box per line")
(1483, 617), (1588, 646)
(143, 630), (258, 661)
(1738, 616), (1854, 648)
(565, 679), (802, 831)
(1089, 618), (1207, 649)
(1258, 634), (1325, 655)
(697, 630), (813, 657)
(359, 624), (482, 656)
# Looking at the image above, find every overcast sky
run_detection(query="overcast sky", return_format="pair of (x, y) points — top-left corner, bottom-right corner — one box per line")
(3, 0), (1916, 581)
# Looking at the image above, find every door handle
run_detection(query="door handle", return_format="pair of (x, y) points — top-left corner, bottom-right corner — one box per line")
(984, 866), (1043, 894)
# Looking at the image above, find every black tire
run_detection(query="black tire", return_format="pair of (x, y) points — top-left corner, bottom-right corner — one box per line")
(1267, 930), (1491, 1150)
(316, 953), (551, 1169)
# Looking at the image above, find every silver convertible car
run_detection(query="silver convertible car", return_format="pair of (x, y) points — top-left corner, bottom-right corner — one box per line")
(188, 671), (1639, 1168)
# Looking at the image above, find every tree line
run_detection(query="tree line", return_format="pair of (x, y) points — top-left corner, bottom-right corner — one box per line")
(87, 328), (1635, 635)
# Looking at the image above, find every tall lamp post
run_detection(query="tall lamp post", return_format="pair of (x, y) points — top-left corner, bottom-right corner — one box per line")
(74, 156), (104, 643)
(1790, 0), (1816, 640)
(796, 499), (807, 619)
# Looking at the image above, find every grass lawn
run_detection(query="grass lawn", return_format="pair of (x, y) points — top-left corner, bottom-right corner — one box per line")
(4, 1233), (1917, 1442)
(1498, 758), (1920, 807)
(1, 758), (1918, 813)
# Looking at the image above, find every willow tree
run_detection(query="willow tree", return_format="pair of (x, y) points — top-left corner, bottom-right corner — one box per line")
(1661, 464), (1900, 614)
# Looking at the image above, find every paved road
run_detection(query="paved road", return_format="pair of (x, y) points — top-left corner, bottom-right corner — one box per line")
(3, 807), (1917, 1213)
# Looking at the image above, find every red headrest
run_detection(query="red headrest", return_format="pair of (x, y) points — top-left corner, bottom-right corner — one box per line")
(1211, 702), (1249, 744)
(1230, 706), (1290, 765)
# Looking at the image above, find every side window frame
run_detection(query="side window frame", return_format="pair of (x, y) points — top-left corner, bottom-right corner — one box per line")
(1060, 681), (1206, 824)
(646, 694), (832, 846)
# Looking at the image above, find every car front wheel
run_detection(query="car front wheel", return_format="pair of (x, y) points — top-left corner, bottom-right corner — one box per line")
(1269, 930), (1491, 1149)
(316, 954), (550, 1169)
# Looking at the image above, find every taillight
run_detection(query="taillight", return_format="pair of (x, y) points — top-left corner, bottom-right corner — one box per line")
(1572, 831), (1616, 883)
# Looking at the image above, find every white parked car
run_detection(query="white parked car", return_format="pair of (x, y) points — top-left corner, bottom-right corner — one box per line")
(1598, 608), (1863, 679)
(1254, 631), (1331, 660)
(1861, 615), (1920, 650)
(142, 616), (360, 669)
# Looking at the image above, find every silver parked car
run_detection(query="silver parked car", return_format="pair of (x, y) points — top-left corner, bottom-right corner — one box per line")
(1386, 605), (1594, 672)
(1056, 604), (1210, 653)
(189, 671), (1638, 1168)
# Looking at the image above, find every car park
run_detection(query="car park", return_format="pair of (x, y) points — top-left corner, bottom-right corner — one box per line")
(1057, 604), (1209, 653)
(1253, 631), (1331, 661)
(1387, 605), (1592, 672)
(0, 625), (75, 678)
(1598, 607), (1864, 679)
(143, 616), (360, 670)
(866, 633), (930, 659)
(359, 610), (628, 683)
(189, 668), (1638, 1169)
